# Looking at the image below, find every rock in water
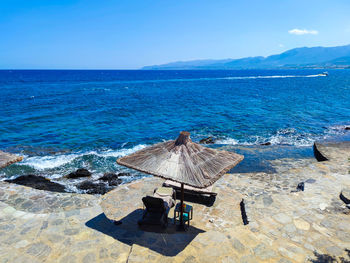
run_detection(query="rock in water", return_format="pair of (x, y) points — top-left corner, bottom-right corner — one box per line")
(5, 175), (66, 193)
(340, 188), (350, 204)
(76, 181), (109, 195)
(66, 168), (92, 179)
(98, 173), (122, 186)
(345, 127), (350, 130)
(117, 172), (131, 177)
(260, 142), (271, 146)
(199, 137), (215, 144)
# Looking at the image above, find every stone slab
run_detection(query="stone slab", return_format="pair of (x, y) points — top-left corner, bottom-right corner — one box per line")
(313, 141), (350, 162)
(0, 151), (23, 169)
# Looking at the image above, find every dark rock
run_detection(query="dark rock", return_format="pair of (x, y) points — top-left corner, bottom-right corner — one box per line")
(240, 199), (249, 225)
(98, 173), (122, 186)
(313, 142), (328, 162)
(199, 137), (215, 144)
(260, 142), (271, 146)
(345, 127), (350, 130)
(296, 182), (305, 191)
(66, 168), (92, 179)
(291, 182), (305, 193)
(99, 173), (117, 181)
(5, 175), (66, 193)
(117, 172), (131, 177)
(76, 181), (109, 195)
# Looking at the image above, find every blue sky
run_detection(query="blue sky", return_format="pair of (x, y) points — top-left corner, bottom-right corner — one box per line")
(1, 0), (350, 69)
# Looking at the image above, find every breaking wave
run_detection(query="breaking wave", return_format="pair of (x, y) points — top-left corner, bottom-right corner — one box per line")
(17, 144), (147, 171)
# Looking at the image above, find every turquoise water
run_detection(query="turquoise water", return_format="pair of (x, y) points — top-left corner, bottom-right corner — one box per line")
(0, 69), (349, 191)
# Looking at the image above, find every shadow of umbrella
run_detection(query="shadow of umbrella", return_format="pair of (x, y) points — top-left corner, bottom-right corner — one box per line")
(85, 210), (205, 257)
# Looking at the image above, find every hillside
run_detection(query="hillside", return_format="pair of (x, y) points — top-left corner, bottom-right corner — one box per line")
(143, 44), (350, 69)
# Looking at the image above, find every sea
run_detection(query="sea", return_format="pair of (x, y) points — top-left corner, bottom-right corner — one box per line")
(1, 69), (350, 193)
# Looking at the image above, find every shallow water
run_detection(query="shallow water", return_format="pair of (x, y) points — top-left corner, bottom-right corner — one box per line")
(1, 69), (349, 191)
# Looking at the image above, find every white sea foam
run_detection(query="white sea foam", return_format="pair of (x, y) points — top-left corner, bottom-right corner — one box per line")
(75, 74), (325, 86)
(215, 138), (240, 145)
(160, 74), (324, 82)
(18, 144), (147, 170)
(216, 124), (350, 147)
(223, 75), (322, 80)
(93, 144), (147, 158)
(215, 129), (319, 147)
(325, 124), (350, 135)
(267, 129), (316, 146)
(20, 153), (80, 170)
(215, 123), (350, 147)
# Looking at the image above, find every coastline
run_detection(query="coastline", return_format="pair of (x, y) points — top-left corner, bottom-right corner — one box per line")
(0, 144), (316, 194)
(0, 141), (349, 262)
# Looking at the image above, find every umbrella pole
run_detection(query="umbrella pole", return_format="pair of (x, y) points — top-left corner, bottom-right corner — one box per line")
(178, 183), (185, 230)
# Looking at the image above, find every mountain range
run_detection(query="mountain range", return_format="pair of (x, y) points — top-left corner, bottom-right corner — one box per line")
(143, 44), (350, 70)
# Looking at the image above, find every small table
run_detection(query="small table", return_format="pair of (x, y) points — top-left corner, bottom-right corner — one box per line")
(174, 202), (193, 226)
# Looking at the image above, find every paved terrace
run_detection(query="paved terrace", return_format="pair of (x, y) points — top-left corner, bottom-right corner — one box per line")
(0, 144), (349, 262)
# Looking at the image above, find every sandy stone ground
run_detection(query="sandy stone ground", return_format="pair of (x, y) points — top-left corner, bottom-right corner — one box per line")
(0, 144), (349, 262)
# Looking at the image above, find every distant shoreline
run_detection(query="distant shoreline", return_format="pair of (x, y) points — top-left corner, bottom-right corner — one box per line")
(143, 44), (350, 70)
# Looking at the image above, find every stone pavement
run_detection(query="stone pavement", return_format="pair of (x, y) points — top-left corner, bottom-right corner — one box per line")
(0, 152), (349, 262)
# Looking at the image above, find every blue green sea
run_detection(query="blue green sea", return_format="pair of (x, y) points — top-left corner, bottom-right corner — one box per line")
(1, 69), (349, 192)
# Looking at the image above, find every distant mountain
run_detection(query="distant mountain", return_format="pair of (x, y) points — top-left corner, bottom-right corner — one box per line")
(143, 44), (350, 69)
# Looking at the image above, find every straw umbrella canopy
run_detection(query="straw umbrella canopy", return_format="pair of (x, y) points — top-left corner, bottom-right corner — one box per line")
(117, 131), (244, 228)
(0, 151), (23, 169)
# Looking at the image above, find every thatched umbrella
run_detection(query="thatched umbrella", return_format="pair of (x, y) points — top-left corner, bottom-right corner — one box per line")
(117, 131), (244, 229)
(0, 151), (23, 169)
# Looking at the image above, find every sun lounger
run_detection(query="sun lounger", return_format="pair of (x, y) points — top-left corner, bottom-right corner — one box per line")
(163, 180), (217, 197)
(153, 186), (176, 208)
(162, 180), (217, 204)
(138, 187), (175, 228)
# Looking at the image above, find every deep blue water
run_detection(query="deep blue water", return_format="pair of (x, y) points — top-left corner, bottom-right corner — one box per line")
(1, 69), (350, 191)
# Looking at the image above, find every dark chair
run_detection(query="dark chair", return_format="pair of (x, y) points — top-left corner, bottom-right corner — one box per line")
(138, 196), (170, 228)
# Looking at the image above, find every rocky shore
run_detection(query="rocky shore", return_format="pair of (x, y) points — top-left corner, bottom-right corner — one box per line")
(5, 171), (131, 195)
(0, 142), (349, 262)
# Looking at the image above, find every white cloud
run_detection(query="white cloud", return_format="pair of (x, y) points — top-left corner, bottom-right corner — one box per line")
(288, 29), (318, 35)
(279, 44), (284, 47)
